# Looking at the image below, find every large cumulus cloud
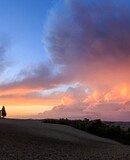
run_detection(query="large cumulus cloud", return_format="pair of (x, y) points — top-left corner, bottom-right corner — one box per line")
(38, 0), (130, 120)
(37, 85), (130, 121)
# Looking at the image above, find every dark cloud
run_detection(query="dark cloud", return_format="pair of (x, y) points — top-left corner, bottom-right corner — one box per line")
(44, 0), (130, 87)
(0, 63), (74, 91)
(46, 0), (130, 62)
(3, 0), (130, 91)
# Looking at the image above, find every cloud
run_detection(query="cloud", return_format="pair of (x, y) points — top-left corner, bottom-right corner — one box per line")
(37, 85), (130, 121)
(0, 91), (61, 107)
(39, 100), (130, 121)
(0, 63), (73, 92)
(35, 85), (93, 119)
(44, 0), (130, 88)
(36, 0), (130, 120)
(38, 104), (100, 120)
(3, 0), (130, 92)
(1, 0), (130, 120)
(0, 33), (9, 72)
(85, 102), (130, 121)
(61, 85), (87, 105)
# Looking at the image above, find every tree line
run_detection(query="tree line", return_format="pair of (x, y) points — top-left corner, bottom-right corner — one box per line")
(43, 118), (130, 145)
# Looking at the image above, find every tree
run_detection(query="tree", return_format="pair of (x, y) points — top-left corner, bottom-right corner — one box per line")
(2, 106), (7, 118)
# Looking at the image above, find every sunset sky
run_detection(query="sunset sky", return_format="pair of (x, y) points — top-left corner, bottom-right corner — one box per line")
(0, 0), (130, 121)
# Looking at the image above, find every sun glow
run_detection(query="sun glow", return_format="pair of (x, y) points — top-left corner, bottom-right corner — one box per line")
(120, 87), (129, 96)
(104, 93), (112, 102)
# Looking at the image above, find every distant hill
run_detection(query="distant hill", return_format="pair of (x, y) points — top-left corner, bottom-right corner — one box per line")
(105, 121), (130, 129)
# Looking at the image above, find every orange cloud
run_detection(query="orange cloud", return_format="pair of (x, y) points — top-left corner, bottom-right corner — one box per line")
(0, 91), (61, 118)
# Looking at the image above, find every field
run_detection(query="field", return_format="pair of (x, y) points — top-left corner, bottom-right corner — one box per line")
(0, 119), (130, 160)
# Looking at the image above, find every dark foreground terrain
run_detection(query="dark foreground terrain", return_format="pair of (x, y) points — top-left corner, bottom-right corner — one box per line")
(0, 119), (130, 160)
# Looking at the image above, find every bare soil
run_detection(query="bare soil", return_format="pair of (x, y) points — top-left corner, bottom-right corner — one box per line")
(0, 119), (130, 160)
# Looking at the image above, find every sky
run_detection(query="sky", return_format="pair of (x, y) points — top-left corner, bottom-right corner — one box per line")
(0, 0), (130, 121)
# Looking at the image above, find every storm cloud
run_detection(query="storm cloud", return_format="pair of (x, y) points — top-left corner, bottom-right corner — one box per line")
(44, 0), (130, 88)
(38, 0), (130, 120)
(3, 0), (130, 92)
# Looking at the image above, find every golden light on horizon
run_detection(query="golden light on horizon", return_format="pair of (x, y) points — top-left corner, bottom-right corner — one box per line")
(5, 105), (54, 118)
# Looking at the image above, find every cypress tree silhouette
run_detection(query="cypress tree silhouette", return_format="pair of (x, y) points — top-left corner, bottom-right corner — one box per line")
(2, 106), (7, 118)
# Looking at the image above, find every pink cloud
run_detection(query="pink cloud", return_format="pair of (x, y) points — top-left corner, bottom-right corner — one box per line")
(1, 1), (130, 120)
